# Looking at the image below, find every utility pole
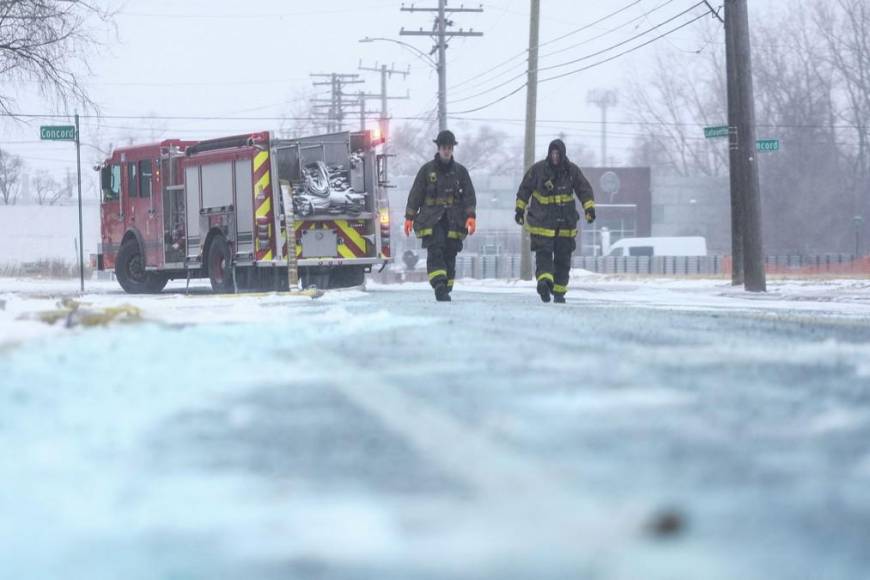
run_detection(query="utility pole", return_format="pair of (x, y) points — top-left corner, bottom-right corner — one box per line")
(359, 62), (410, 183)
(400, 1), (483, 131)
(725, 0), (766, 291)
(310, 73), (365, 132)
(358, 62), (410, 141)
(520, 0), (540, 281)
(358, 90), (367, 131)
(587, 89), (618, 167)
(724, 1), (743, 286)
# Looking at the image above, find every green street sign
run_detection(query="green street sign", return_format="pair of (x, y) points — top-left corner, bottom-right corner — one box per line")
(40, 125), (77, 141)
(756, 139), (780, 152)
(704, 125), (730, 139)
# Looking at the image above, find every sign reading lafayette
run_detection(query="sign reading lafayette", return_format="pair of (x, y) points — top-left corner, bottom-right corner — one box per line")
(704, 126), (730, 139)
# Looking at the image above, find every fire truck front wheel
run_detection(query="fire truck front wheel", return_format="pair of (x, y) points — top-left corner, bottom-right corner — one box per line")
(116, 239), (150, 294)
(207, 235), (235, 293)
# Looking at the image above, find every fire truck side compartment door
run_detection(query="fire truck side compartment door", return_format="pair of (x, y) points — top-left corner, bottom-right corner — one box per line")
(234, 158), (254, 254)
(185, 166), (201, 257)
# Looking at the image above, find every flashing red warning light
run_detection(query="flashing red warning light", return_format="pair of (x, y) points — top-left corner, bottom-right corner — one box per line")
(370, 126), (385, 146)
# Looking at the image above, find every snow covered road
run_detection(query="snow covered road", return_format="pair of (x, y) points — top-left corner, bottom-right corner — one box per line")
(1, 275), (869, 579)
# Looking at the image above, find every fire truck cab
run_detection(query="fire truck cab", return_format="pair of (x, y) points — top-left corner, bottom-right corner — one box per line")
(97, 130), (392, 293)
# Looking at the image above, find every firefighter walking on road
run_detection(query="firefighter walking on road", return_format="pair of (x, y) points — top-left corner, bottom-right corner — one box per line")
(515, 139), (595, 303)
(404, 130), (477, 302)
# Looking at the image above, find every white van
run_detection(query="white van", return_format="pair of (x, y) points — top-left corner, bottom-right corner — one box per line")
(606, 236), (708, 257)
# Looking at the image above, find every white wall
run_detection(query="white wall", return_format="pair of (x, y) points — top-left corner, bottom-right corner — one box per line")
(0, 204), (101, 264)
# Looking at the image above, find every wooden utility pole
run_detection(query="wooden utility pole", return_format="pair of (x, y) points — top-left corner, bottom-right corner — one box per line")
(310, 73), (365, 132)
(725, 0), (766, 291)
(724, 2), (743, 286)
(520, 0), (540, 281)
(400, 1), (483, 132)
(358, 62), (410, 139)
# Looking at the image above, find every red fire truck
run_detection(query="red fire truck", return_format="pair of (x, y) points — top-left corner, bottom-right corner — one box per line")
(96, 130), (392, 293)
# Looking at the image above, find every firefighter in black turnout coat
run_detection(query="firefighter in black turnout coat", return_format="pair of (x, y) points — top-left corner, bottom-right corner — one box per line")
(515, 139), (596, 303)
(404, 130), (477, 302)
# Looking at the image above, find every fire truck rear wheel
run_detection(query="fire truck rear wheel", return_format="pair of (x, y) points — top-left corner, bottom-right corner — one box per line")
(115, 239), (150, 294)
(208, 235), (235, 293)
(144, 274), (168, 293)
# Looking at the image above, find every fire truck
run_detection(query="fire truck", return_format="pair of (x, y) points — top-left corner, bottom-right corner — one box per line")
(96, 130), (392, 293)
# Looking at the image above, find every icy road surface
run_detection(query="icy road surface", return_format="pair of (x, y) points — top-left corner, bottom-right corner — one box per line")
(1, 275), (869, 580)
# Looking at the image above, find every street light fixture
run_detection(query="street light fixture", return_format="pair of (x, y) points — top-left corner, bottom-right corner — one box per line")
(359, 37), (437, 70)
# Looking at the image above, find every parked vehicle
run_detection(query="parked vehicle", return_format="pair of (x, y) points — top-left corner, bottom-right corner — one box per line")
(606, 236), (708, 257)
(96, 130), (392, 293)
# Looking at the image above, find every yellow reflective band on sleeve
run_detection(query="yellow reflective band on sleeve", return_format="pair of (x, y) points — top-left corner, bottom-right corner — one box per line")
(417, 228), (433, 237)
(554, 284), (568, 294)
(558, 229), (578, 238)
(583, 199), (596, 210)
(532, 191), (574, 205)
(537, 273), (555, 283)
(429, 269), (448, 281)
(516, 199), (527, 210)
(525, 225), (556, 237)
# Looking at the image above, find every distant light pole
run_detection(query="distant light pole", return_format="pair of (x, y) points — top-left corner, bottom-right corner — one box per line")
(587, 89), (618, 167)
(854, 215), (865, 257)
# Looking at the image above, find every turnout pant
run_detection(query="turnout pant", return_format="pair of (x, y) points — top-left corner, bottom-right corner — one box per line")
(423, 215), (463, 290)
(532, 229), (576, 297)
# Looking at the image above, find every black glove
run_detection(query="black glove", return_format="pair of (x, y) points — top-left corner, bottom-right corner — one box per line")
(585, 207), (596, 224)
(515, 207), (525, 226)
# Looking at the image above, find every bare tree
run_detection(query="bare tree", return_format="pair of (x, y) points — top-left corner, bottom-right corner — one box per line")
(752, 5), (845, 253)
(389, 121), (523, 178)
(388, 121), (437, 176)
(813, 0), (870, 249)
(31, 169), (70, 205)
(624, 24), (729, 178)
(0, 147), (23, 205)
(279, 88), (329, 139)
(623, 5), (865, 254)
(0, 1), (115, 114)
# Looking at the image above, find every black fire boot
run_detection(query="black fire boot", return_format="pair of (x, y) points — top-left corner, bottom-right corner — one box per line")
(434, 282), (452, 302)
(553, 293), (566, 304)
(537, 279), (552, 303)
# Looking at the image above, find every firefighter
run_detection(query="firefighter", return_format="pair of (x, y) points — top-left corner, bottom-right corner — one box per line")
(515, 139), (595, 303)
(404, 130), (477, 302)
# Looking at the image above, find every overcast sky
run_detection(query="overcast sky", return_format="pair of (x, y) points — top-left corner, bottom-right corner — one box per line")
(1, 0), (784, 189)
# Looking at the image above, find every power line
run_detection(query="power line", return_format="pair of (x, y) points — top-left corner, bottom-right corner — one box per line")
(4, 110), (869, 131)
(399, 0), (484, 131)
(449, 0), (645, 92)
(449, 2), (705, 106)
(452, 10), (709, 115)
(449, 0), (681, 100)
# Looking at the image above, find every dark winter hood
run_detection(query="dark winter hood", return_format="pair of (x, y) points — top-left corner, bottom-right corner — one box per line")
(547, 139), (568, 168)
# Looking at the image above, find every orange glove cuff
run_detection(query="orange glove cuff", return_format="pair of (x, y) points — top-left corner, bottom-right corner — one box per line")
(403, 218), (413, 236)
(465, 217), (477, 236)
